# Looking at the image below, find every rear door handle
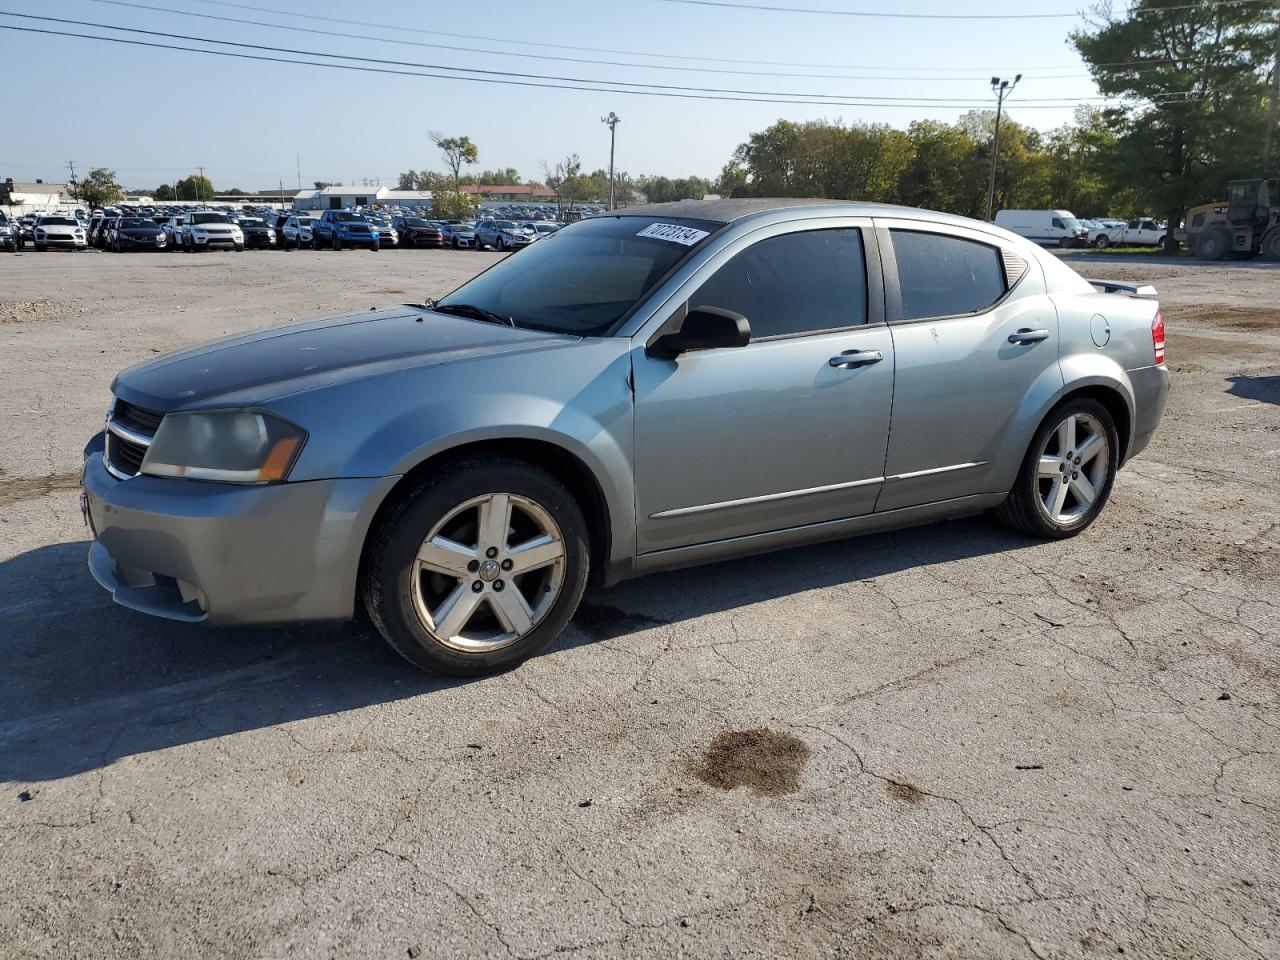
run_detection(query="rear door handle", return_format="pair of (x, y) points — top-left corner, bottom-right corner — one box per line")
(829, 349), (884, 368)
(1008, 328), (1049, 344)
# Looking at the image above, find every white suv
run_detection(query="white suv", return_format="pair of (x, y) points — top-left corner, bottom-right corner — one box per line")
(282, 215), (316, 250)
(181, 211), (244, 252)
(33, 215), (88, 251)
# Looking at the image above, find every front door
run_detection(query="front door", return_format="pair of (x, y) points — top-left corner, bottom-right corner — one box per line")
(632, 223), (894, 554)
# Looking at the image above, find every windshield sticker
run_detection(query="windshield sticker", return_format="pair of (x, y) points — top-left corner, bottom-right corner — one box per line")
(636, 222), (710, 246)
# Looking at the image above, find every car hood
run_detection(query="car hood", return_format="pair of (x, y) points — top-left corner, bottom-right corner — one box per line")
(111, 306), (578, 410)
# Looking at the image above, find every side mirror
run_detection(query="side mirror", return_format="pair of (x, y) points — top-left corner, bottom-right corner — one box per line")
(647, 306), (751, 360)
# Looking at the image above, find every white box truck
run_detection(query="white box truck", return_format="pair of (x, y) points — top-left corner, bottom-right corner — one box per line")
(993, 209), (1090, 248)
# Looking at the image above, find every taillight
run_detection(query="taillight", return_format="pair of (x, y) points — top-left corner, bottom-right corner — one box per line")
(1152, 312), (1165, 365)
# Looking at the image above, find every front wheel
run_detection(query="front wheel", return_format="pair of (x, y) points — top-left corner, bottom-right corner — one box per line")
(1094, 235), (1109, 249)
(332, 235), (342, 251)
(371, 240), (380, 252)
(995, 398), (1118, 539)
(362, 456), (590, 676)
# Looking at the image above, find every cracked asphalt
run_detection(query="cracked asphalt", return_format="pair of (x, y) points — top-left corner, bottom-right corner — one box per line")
(1, 248), (1277, 959)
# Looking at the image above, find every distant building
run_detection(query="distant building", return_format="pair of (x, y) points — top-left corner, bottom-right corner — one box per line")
(1, 178), (69, 212)
(289, 185), (434, 211)
(460, 184), (557, 201)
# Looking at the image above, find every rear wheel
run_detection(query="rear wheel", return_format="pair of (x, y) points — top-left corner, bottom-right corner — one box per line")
(362, 456), (590, 676)
(995, 398), (1118, 539)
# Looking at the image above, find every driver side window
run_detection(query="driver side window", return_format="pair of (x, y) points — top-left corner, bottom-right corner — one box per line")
(688, 228), (867, 339)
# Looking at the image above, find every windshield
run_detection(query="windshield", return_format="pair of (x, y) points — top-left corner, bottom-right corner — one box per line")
(40, 217), (77, 226)
(494, 220), (516, 229)
(1061, 217), (1083, 230)
(436, 215), (723, 336)
(239, 218), (264, 226)
(332, 212), (364, 222)
(190, 212), (230, 225)
(119, 218), (151, 228)
(404, 218), (430, 227)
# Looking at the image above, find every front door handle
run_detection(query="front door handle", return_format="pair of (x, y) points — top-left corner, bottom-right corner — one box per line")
(1008, 328), (1049, 344)
(829, 349), (884, 368)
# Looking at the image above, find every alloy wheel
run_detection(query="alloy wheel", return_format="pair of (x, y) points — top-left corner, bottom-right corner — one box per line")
(411, 493), (566, 653)
(1036, 412), (1109, 525)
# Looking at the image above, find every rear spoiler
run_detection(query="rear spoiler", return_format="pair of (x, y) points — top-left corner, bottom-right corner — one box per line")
(1087, 279), (1158, 299)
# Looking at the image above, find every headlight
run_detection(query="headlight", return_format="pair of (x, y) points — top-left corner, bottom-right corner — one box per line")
(141, 411), (306, 484)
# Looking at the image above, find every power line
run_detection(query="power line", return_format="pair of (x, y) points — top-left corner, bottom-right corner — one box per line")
(0, 13), (1112, 105)
(648, 0), (1267, 19)
(78, 0), (1105, 82)
(0, 21), (1108, 109)
(169, 0), (1141, 72)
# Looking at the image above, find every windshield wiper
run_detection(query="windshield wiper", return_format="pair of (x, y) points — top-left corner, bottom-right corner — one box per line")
(430, 302), (517, 328)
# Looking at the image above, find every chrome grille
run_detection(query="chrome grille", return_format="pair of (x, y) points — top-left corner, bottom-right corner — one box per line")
(104, 398), (163, 479)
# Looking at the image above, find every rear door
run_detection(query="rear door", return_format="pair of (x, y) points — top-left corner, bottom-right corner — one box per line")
(874, 219), (1062, 511)
(632, 219), (895, 553)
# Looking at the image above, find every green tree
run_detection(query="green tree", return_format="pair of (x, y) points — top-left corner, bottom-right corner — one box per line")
(77, 168), (125, 210)
(431, 188), (478, 219)
(637, 174), (712, 203)
(541, 155), (583, 219)
(175, 174), (214, 202)
(153, 183), (176, 202)
(313, 180), (334, 190)
(1072, 0), (1275, 243)
(430, 132), (479, 195)
(477, 167), (524, 186)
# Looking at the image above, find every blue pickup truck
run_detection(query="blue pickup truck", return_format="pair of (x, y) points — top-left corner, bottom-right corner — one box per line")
(312, 210), (381, 251)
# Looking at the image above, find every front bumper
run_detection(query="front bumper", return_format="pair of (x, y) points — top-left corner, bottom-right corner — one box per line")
(243, 233), (276, 247)
(191, 234), (241, 247)
(117, 234), (167, 250)
(336, 231), (378, 246)
(81, 434), (397, 624)
(37, 234), (87, 247)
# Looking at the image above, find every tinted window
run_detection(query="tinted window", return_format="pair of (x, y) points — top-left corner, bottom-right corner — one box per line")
(890, 230), (1006, 320)
(436, 215), (721, 336)
(689, 229), (867, 338)
(1051, 218), (1064, 229)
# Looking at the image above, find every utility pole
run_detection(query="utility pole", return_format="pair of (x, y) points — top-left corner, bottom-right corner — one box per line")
(601, 112), (620, 211)
(1265, 16), (1280, 178)
(985, 75), (1020, 222)
(197, 166), (206, 203)
(296, 153), (302, 192)
(66, 160), (78, 207)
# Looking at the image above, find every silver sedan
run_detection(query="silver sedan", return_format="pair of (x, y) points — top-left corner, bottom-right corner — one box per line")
(82, 199), (1170, 675)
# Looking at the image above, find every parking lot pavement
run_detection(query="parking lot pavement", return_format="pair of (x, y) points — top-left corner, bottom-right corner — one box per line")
(2, 250), (1278, 959)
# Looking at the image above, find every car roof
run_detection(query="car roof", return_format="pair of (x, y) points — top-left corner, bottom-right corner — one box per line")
(610, 197), (986, 230)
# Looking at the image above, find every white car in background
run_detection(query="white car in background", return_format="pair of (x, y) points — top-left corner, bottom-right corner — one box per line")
(181, 211), (244, 252)
(33, 215), (87, 251)
(282, 215), (316, 250)
(1087, 219), (1127, 248)
(1121, 218), (1167, 247)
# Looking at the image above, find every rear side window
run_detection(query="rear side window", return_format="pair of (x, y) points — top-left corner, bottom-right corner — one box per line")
(689, 228), (867, 338)
(889, 230), (1006, 321)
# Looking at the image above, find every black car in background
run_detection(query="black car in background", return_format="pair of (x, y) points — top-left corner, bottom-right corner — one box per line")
(91, 217), (118, 249)
(237, 217), (278, 249)
(110, 216), (167, 252)
(393, 216), (443, 247)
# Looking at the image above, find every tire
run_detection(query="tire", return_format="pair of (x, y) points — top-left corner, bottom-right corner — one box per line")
(1262, 228), (1280, 262)
(995, 397), (1119, 540)
(1155, 235), (1166, 249)
(234, 244), (244, 252)
(1193, 228), (1229, 261)
(1094, 235), (1109, 249)
(371, 240), (380, 252)
(362, 455), (590, 677)
(497, 237), (507, 251)
(332, 235), (342, 251)
(452, 238), (459, 250)
(34, 244), (46, 252)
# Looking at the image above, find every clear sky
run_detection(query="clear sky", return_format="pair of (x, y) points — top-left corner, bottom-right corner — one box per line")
(1, 0), (1103, 192)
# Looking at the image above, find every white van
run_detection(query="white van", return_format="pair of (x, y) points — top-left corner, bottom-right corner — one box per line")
(994, 209), (1090, 248)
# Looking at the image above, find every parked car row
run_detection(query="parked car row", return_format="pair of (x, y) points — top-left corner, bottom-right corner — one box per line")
(5, 204), (567, 255)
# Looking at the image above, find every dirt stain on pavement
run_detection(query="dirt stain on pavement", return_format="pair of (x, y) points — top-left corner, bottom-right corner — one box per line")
(690, 729), (810, 796)
(885, 780), (925, 805)
(0, 473), (82, 506)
